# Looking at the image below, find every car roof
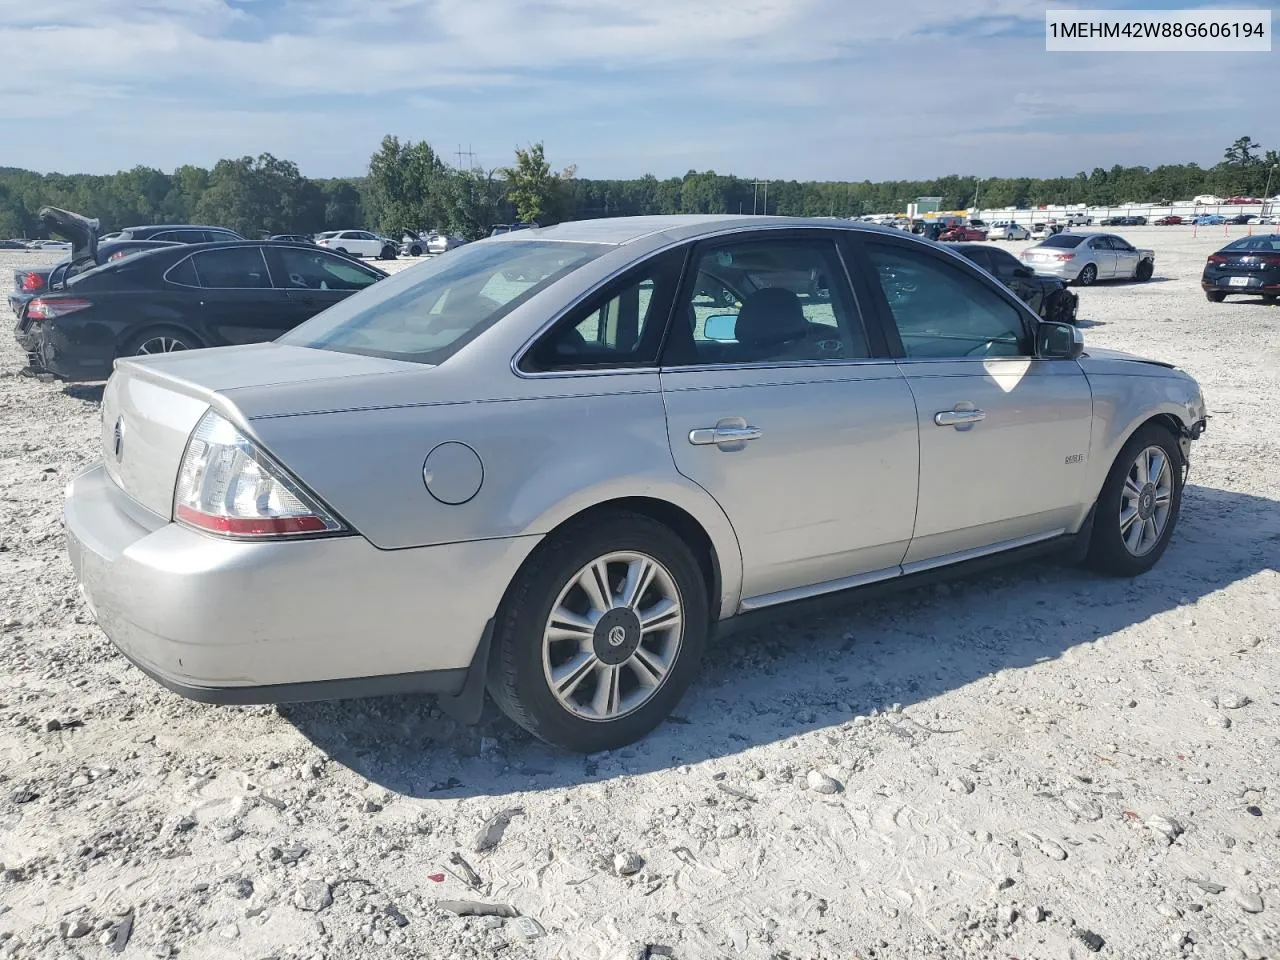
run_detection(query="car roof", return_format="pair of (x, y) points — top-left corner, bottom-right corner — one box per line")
(75, 240), (390, 276)
(484, 214), (892, 247)
(120, 224), (237, 232)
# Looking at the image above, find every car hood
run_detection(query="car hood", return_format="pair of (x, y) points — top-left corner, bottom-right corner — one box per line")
(1079, 346), (1177, 370)
(37, 206), (99, 265)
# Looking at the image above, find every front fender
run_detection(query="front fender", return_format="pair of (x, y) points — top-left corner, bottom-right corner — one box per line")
(1080, 368), (1205, 511)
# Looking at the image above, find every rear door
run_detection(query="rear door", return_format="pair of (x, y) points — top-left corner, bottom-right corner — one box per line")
(266, 246), (383, 331)
(184, 246), (292, 345)
(1086, 236), (1118, 278)
(659, 231), (920, 606)
(854, 235), (1093, 568)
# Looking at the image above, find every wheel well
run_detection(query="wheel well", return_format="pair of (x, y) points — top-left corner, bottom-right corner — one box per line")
(1133, 413), (1189, 466)
(545, 497), (723, 621)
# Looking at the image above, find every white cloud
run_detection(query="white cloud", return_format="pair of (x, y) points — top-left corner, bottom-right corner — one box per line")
(0, 0), (1270, 178)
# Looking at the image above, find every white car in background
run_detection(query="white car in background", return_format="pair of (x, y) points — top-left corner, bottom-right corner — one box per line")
(1021, 232), (1155, 286)
(315, 230), (398, 260)
(988, 221), (1031, 241)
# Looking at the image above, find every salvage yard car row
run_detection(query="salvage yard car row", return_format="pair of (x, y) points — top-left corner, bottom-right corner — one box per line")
(6, 213), (1219, 753)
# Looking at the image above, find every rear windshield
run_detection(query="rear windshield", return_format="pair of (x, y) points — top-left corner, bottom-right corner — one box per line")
(278, 240), (612, 364)
(1225, 236), (1280, 252)
(1039, 234), (1085, 248)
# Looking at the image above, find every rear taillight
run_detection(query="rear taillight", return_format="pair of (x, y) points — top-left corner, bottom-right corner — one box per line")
(1206, 255), (1227, 264)
(26, 297), (93, 320)
(173, 411), (345, 539)
(1054, 253), (1075, 261)
(21, 271), (45, 291)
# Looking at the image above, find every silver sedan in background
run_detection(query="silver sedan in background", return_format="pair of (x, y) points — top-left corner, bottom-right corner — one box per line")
(63, 216), (1206, 752)
(1021, 232), (1156, 286)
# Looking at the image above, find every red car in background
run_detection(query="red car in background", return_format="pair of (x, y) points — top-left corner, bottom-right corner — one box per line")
(1155, 215), (1184, 225)
(938, 224), (989, 241)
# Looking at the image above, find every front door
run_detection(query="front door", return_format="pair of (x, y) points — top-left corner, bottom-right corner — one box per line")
(1109, 237), (1141, 279)
(660, 233), (920, 606)
(857, 237), (1094, 568)
(266, 245), (383, 332)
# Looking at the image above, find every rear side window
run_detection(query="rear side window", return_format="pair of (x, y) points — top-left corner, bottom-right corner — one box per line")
(205, 229), (242, 242)
(190, 248), (272, 288)
(165, 256), (199, 287)
(522, 250), (684, 372)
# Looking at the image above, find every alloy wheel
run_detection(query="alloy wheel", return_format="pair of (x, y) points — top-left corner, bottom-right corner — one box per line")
(1119, 445), (1174, 556)
(135, 336), (189, 355)
(541, 551), (684, 722)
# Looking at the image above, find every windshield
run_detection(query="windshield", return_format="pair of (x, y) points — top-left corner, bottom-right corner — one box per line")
(278, 239), (612, 364)
(1039, 234), (1085, 248)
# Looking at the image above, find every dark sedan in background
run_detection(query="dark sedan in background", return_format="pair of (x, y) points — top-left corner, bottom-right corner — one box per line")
(1202, 234), (1280, 303)
(953, 243), (1079, 324)
(16, 241), (387, 380)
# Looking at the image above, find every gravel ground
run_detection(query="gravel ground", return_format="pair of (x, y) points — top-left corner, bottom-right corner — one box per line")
(1, 227), (1278, 960)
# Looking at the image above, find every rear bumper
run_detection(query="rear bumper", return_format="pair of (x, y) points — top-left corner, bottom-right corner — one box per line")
(28, 319), (115, 381)
(64, 462), (540, 703)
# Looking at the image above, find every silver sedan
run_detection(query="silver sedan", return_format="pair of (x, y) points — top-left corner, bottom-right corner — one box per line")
(1021, 232), (1156, 285)
(63, 216), (1207, 751)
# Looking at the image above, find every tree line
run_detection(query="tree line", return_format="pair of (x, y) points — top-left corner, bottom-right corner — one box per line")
(2, 136), (1275, 242)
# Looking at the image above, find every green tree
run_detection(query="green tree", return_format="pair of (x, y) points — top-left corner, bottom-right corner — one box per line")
(503, 142), (557, 223)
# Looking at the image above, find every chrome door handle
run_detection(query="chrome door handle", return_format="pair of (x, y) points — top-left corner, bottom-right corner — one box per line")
(689, 421), (762, 446)
(934, 409), (986, 426)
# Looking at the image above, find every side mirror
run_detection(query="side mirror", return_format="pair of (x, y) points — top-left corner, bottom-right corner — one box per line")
(1038, 320), (1083, 359)
(702, 314), (738, 342)
(1015, 265), (1035, 278)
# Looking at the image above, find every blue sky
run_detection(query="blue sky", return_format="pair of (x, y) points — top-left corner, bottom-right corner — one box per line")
(1, 0), (1275, 180)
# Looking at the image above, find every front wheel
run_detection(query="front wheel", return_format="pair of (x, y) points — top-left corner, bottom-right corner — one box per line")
(487, 513), (709, 752)
(1076, 263), (1098, 286)
(1135, 259), (1154, 282)
(379, 245), (398, 260)
(1085, 424), (1183, 577)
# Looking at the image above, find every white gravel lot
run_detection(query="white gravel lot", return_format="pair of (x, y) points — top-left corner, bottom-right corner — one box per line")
(1, 227), (1278, 960)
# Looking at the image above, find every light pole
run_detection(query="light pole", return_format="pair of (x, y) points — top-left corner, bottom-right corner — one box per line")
(973, 177), (984, 217)
(1265, 163), (1278, 204)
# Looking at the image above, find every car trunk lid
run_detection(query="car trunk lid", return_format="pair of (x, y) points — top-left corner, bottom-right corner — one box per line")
(100, 344), (425, 518)
(38, 206), (98, 266)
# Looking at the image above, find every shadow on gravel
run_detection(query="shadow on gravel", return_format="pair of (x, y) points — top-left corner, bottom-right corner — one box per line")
(283, 483), (1280, 798)
(63, 383), (105, 402)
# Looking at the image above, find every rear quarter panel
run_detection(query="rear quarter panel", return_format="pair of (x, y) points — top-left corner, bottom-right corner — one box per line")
(244, 372), (746, 619)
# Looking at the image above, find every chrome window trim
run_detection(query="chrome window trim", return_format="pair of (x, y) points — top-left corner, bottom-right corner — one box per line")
(511, 222), (884, 380)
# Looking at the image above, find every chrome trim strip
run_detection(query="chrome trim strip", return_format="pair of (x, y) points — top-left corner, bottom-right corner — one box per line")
(900, 529), (1066, 576)
(739, 565), (902, 612)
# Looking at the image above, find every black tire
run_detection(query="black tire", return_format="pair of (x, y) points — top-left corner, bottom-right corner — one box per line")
(1263, 294), (1278, 305)
(1075, 263), (1098, 286)
(336, 247), (349, 255)
(1205, 291), (1226, 303)
(1135, 259), (1154, 282)
(410, 245), (423, 257)
(121, 326), (202, 358)
(487, 512), (709, 752)
(379, 245), (398, 260)
(1085, 423), (1183, 577)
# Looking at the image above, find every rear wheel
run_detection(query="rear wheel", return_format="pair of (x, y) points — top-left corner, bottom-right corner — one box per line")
(1076, 263), (1098, 286)
(379, 244), (398, 260)
(1135, 259), (1154, 282)
(1085, 424), (1183, 577)
(122, 326), (202, 358)
(487, 513), (709, 752)
(1205, 291), (1226, 303)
